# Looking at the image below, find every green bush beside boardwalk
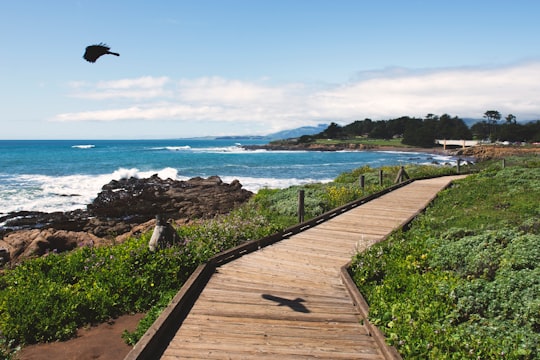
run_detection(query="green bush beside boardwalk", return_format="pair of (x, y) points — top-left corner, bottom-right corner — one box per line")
(0, 157), (538, 359)
(352, 157), (539, 359)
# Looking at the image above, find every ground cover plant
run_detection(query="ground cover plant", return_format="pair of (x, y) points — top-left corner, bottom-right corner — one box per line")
(0, 161), (461, 357)
(352, 157), (540, 359)
(0, 207), (278, 355)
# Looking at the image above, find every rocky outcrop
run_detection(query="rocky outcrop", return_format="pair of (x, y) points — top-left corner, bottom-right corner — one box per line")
(454, 145), (540, 160)
(0, 229), (103, 261)
(0, 176), (252, 265)
(88, 175), (249, 221)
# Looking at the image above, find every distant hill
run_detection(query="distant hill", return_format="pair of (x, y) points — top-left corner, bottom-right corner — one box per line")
(264, 123), (329, 140)
(462, 118), (481, 127)
(215, 123), (329, 141)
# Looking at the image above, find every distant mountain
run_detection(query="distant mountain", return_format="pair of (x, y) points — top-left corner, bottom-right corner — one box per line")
(462, 118), (482, 127)
(214, 123), (329, 141)
(265, 123), (328, 140)
(212, 135), (267, 140)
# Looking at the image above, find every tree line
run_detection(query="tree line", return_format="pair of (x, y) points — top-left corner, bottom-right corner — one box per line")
(298, 111), (540, 147)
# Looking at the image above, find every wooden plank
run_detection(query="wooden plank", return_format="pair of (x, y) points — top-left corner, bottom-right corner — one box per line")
(190, 300), (360, 319)
(247, 245), (356, 264)
(199, 287), (346, 305)
(219, 264), (342, 280)
(223, 249), (348, 268)
(233, 249), (352, 269)
(211, 268), (344, 290)
(205, 275), (347, 298)
(163, 345), (384, 360)
(175, 314), (371, 338)
(188, 304), (361, 324)
(199, 287), (356, 307)
(169, 335), (380, 351)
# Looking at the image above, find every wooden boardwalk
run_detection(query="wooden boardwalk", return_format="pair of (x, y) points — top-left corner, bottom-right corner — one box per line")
(128, 176), (465, 360)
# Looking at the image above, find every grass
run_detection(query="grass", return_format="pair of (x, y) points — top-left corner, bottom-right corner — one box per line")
(0, 206), (279, 358)
(351, 156), (540, 359)
(314, 137), (411, 147)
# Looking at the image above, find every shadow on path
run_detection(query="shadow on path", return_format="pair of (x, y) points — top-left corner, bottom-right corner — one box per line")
(262, 294), (310, 313)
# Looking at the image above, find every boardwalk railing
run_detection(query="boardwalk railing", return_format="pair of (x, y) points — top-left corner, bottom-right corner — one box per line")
(125, 179), (416, 360)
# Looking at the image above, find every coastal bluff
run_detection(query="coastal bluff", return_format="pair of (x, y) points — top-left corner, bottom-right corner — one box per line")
(0, 175), (252, 265)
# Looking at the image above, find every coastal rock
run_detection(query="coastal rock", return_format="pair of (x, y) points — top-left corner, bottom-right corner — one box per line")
(0, 210), (89, 237)
(0, 229), (103, 261)
(454, 145), (540, 160)
(88, 175), (252, 221)
(1, 176), (252, 265)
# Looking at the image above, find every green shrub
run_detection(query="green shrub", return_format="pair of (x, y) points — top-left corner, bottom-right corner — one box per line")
(352, 163), (540, 359)
(0, 236), (192, 345)
(333, 165), (375, 183)
(0, 205), (279, 348)
(251, 184), (329, 222)
(325, 183), (367, 208)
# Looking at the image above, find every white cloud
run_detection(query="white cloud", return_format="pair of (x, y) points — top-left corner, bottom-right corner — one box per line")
(68, 76), (171, 100)
(55, 62), (540, 133)
(96, 76), (170, 89)
(177, 77), (287, 104)
(313, 62), (540, 120)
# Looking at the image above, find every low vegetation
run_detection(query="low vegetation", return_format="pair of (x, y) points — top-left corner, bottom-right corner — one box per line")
(0, 207), (279, 357)
(352, 156), (539, 359)
(0, 155), (538, 359)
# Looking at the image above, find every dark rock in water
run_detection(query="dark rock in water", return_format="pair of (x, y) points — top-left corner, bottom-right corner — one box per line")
(0, 210), (89, 235)
(0, 210), (90, 238)
(88, 175), (251, 221)
(0, 176), (252, 265)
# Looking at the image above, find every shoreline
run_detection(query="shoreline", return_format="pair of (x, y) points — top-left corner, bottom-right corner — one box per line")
(243, 142), (540, 160)
(243, 143), (456, 157)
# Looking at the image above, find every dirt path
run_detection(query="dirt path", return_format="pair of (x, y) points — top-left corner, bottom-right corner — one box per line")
(15, 313), (144, 360)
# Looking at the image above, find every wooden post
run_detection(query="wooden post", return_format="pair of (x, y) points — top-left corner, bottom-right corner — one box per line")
(298, 189), (305, 223)
(456, 158), (461, 174)
(502, 159), (506, 169)
(379, 170), (383, 186)
(394, 166), (409, 184)
(359, 175), (365, 189)
(394, 167), (402, 184)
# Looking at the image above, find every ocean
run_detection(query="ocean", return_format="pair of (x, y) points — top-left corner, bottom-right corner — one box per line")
(0, 139), (455, 214)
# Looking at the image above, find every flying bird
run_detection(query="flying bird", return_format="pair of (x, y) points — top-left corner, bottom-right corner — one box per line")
(83, 43), (120, 63)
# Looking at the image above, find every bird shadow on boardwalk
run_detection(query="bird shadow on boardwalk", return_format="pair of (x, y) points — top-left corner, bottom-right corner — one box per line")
(261, 294), (311, 313)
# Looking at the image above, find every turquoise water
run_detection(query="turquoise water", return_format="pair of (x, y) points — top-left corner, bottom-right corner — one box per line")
(0, 139), (453, 213)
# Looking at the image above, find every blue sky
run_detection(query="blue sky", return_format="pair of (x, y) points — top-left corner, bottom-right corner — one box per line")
(1, 0), (540, 139)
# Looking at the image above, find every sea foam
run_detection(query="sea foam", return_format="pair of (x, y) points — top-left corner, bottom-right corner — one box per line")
(71, 144), (95, 149)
